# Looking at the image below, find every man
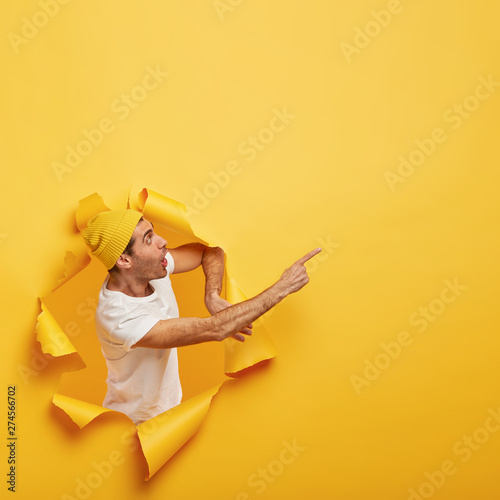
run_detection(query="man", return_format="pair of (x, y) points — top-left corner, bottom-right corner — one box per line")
(83, 209), (321, 424)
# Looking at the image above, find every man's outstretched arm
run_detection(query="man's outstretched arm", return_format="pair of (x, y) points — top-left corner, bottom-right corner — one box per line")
(132, 247), (322, 349)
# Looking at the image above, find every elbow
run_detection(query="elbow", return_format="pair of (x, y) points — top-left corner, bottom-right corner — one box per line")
(209, 245), (224, 257)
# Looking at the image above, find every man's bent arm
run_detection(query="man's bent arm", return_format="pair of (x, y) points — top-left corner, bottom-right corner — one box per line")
(168, 243), (226, 312)
(201, 246), (225, 308)
(132, 247), (321, 350)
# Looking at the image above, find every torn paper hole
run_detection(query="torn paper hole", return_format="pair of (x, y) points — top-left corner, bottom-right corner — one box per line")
(36, 187), (277, 480)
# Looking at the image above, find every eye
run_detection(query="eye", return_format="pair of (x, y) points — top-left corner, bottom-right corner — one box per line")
(146, 236), (152, 244)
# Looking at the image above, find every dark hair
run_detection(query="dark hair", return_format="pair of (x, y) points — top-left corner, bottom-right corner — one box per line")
(108, 216), (144, 273)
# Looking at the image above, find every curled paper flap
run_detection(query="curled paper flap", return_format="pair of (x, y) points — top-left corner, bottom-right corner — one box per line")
(40, 187), (278, 480)
(138, 188), (197, 239)
(52, 393), (113, 429)
(76, 193), (111, 230)
(224, 277), (277, 376)
(138, 383), (223, 480)
(36, 300), (77, 357)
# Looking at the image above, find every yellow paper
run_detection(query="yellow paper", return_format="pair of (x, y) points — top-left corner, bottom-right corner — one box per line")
(223, 276), (277, 375)
(36, 301), (77, 357)
(138, 188), (198, 239)
(4, 3), (499, 496)
(138, 383), (223, 480)
(52, 393), (113, 429)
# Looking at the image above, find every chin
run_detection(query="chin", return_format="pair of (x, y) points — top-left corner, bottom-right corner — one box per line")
(149, 269), (167, 281)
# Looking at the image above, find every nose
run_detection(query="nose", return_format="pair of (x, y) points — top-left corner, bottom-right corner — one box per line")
(158, 235), (167, 247)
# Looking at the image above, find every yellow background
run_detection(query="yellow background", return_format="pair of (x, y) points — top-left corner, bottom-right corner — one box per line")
(2, 1), (500, 499)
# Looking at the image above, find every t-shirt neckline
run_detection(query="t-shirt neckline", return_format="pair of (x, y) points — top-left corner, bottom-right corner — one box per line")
(103, 275), (159, 301)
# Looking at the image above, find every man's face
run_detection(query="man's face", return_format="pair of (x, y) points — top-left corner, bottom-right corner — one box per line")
(126, 218), (169, 280)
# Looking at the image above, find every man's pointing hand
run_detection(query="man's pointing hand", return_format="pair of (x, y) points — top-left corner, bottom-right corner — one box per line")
(277, 247), (322, 294)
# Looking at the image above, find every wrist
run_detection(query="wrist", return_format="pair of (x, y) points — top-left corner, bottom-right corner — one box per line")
(205, 290), (220, 306)
(270, 280), (288, 302)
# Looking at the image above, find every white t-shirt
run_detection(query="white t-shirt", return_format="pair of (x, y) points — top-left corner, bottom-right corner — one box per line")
(95, 251), (182, 425)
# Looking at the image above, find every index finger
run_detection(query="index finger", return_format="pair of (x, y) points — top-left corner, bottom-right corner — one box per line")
(296, 247), (322, 265)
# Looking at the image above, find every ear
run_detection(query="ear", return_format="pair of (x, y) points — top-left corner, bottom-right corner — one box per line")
(115, 253), (133, 270)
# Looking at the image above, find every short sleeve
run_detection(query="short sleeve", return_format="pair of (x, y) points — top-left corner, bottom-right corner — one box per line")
(110, 315), (161, 351)
(166, 250), (175, 274)
(107, 307), (162, 351)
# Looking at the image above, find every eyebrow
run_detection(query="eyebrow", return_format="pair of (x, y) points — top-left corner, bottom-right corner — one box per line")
(142, 222), (154, 244)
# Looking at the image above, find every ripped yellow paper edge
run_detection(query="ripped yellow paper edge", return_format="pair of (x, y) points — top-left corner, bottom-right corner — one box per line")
(36, 301), (77, 357)
(35, 187), (277, 480)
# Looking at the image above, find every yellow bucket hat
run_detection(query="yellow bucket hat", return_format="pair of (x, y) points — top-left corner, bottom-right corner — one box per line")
(82, 209), (143, 270)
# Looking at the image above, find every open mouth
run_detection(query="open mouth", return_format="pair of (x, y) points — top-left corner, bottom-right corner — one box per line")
(161, 252), (168, 267)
